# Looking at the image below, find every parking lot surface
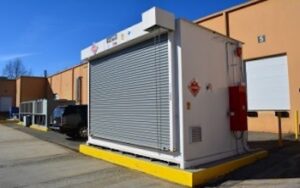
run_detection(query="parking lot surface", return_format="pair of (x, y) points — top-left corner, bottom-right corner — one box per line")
(3, 123), (83, 151)
(2, 124), (300, 188)
(205, 133), (300, 187)
(0, 124), (181, 188)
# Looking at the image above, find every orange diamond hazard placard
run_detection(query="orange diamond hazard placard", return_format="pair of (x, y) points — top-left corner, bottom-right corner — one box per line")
(188, 79), (201, 97)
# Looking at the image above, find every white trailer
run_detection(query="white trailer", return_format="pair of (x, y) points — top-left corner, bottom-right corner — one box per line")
(81, 7), (247, 169)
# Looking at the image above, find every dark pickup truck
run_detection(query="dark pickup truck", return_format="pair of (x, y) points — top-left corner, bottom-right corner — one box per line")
(50, 105), (87, 139)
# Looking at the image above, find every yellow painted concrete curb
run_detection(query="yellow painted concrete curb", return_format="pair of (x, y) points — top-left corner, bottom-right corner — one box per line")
(30, 124), (48, 132)
(79, 144), (268, 187)
(0, 120), (20, 124)
(17, 121), (23, 126)
(192, 150), (268, 186)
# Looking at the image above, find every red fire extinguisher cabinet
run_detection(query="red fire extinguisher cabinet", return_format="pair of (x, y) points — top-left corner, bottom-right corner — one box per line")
(229, 85), (248, 131)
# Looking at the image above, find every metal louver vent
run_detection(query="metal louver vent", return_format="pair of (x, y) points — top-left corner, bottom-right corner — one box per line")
(20, 102), (33, 113)
(190, 127), (202, 143)
(35, 101), (44, 114)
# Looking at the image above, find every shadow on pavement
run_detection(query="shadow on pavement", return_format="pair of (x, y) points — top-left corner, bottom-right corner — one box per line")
(203, 133), (300, 187)
(2, 123), (86, 151)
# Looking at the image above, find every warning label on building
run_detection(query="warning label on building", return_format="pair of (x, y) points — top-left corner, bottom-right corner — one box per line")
(188, 79), (201, 97)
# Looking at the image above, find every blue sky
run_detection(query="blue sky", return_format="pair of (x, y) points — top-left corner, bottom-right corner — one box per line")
(0, 0), (246, 76)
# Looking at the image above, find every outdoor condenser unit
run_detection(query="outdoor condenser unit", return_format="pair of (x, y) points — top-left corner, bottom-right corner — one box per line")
(81, 7), (247, 169)
(20, 99), (75, 127)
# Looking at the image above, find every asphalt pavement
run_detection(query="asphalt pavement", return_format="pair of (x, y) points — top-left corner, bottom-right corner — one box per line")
(2, 123), (300, 187)
(205, 133), (300, 187)
(3, 123), (83, 151)
(0, 124), (181, 188)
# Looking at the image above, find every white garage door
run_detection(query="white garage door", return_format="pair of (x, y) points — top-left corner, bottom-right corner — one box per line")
(246, 55), (290, 111)
(0, 97), (12, 112)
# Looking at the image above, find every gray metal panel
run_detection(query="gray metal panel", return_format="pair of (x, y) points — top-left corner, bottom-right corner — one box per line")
(20, 101), (34, 114)
(90, 34), (170, 151)
(34, 100), (47, 114)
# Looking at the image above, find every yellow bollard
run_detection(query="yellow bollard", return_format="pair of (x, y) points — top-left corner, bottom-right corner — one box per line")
(295, 110), (299, 141)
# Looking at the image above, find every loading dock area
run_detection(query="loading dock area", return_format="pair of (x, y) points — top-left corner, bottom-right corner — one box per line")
(195, 0), (300, 136)
(0, 1), (299, 187)
(2, 1), (299, 187)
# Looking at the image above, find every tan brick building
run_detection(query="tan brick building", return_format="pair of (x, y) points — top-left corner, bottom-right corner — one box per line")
(0, 78), (16, 112)
(196, 0), (300, 134)
(13, 62), (89, 107)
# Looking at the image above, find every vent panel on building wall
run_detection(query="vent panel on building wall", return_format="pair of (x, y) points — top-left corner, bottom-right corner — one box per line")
(90, 34), (170, 151)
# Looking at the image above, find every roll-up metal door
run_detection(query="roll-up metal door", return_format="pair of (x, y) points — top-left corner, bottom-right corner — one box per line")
(246, 55), (290, 111)
(0, 97), (12, 112)
(90, 33), (170, 151)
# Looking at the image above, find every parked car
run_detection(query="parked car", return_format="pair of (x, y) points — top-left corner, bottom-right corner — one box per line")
(50, 105), (87, 139)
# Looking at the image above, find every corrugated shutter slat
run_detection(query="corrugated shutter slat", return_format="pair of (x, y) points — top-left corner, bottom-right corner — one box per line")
(90, 34), (170, 151)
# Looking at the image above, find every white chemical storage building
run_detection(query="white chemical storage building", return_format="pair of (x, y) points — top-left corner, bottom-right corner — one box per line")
(81, 7), (248, 169)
